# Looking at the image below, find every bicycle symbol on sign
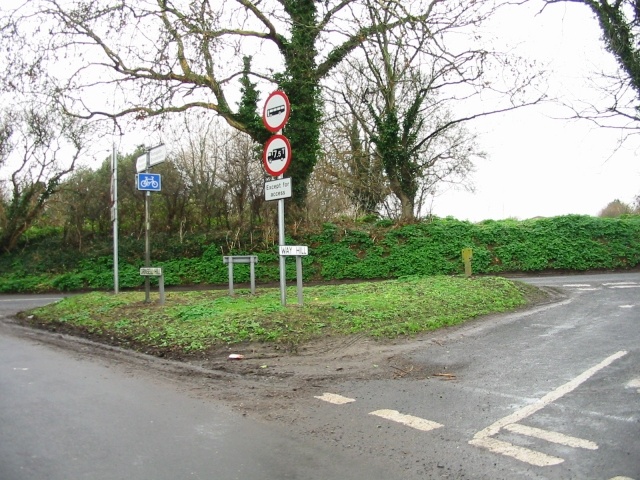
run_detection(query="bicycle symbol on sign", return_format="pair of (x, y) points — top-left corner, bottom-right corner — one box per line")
(140, 176), (159, 189)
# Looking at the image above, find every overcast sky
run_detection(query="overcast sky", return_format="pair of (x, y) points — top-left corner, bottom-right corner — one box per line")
(430, 1), (640, 222)
(106, 1), (640, 222)
(8, 0), (633, 222)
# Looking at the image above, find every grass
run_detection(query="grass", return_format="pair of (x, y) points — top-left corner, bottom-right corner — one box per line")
(21, 275), (543, 356)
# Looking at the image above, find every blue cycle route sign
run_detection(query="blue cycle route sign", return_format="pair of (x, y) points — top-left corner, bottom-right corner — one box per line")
(136, 173), (162, 192)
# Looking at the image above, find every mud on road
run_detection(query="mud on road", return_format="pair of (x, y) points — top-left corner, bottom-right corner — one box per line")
(1, 286), (563, 424)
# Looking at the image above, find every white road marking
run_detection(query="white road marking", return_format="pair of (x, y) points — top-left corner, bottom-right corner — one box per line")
(563, 284), (592, 288)
(577, 288), (599, 291)
(470, 350), (628, 466)
(369, 409), (443, 432)
(469, 436), (564, 467)
(619, 305), (635, 309)
(314, 393), (355, 405)
(609, 477), (636, 480)
(503, 423), (598, 450)
(609, 285), (640, 289)
(627, 379), (640, 393)
(603, 282), (638, 286)
(539, 324), (576, 337)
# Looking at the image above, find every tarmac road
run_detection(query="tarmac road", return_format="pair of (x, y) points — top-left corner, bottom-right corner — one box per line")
(0, 295), (396, 480)
(288, 273), (640, 479)
(1, 273), (639, 479)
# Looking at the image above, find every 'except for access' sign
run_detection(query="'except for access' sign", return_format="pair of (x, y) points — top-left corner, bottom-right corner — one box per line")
(140, 267), (163, 276)
(279, 245), (309, 256)
(265, 178), (292, 201)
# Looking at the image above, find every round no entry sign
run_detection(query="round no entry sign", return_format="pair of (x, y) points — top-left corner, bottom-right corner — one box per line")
(262, 90), (291, 133)
(263, 134), (292, 177)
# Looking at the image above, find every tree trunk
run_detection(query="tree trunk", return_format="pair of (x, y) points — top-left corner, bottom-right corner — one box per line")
(388, 178), (416, 222)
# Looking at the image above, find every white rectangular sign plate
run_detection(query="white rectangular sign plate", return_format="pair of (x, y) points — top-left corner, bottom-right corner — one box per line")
(136, 144), (167, 173)
(279, 245), (308, 256)
(265, 178), (292, 201)
(136, 154), (147, 173)
(140, 267), (163, 276)
(148, 144), (167, 167)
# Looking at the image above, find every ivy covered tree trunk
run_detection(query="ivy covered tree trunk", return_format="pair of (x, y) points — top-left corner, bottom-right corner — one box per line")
(278, 0), (322, 210)
(572, 0), (640, 96)
(371, 108), (420, 222)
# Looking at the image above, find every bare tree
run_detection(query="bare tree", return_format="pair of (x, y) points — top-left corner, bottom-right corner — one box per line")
(220, 131), (265, 232)
(55, 165), (111, 248)
(321, 108), (388, 217)
(0, 104), (88, 252)
(326, 0), (544, 221)
(1, 0), (538, 212)
(598, 198), (634, 217)
(168, 115), (229, 234)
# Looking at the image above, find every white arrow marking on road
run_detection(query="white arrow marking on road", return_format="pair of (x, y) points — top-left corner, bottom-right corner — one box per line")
(369, 409), (443, 432)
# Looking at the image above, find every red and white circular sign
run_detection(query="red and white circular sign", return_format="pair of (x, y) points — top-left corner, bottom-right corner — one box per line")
(263, 134), (292, 177)
(262, 90), (291, 133)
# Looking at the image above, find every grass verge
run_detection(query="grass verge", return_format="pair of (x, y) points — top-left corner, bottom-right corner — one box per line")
(19, 275), (544, 357)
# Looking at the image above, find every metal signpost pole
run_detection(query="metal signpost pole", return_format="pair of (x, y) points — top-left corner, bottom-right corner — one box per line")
(112, 144), (119, 294)
(296, 256), (303, 305)
(135, 144), (166, 304)
(278, 174), (287, 306)
(144, 151), (151, 303)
